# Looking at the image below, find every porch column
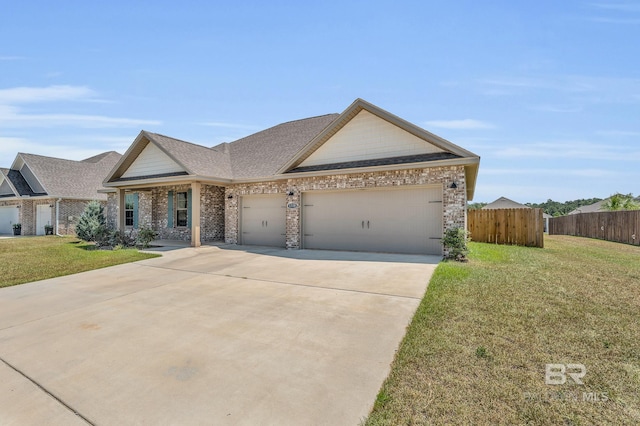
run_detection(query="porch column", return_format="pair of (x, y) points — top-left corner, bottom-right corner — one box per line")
(191, 181), (201, 247)
(116, 188), (126, 232)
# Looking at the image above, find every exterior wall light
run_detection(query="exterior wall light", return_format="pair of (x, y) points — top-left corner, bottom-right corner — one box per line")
(449, 182), (457, 189)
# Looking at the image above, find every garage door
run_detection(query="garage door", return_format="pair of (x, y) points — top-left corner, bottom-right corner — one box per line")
(240, 195), (286, 247)
(36, 204), (52, 236)
(302, 187), (442, 255)
(0, 206), (19, 234)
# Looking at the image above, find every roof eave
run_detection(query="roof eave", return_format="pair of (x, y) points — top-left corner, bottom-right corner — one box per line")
(235, 156), (480, 184)
(103, 174), (232, 189)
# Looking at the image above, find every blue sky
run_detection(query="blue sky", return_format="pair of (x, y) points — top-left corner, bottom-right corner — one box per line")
(1, 1), (639, 203)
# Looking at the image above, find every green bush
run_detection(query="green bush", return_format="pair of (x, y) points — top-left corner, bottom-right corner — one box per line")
(135, 227), (157, 248)
(442, 226), (469, 261)
(76, 201), (107, 242)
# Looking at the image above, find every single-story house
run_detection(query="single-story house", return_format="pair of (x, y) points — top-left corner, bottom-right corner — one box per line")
(0, 151), (122, 235)
(482, 196), (529, 210)
(103, 99), (480, 255)
(482, 196), (552, 232)
(567, 200), (606, 215)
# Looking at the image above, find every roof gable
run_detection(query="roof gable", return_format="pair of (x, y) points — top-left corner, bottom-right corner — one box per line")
(0, 170), (17, 197)
(483, 196), (530, 209)
(121, 141), (186, 179)
(297, 109), (445, 168)
(15, 151), (122, 199)
(106, 131), (233, 183)
(280, 98), (479, 174)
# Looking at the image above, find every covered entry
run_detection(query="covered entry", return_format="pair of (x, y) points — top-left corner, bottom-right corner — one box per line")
(240, 195), (286, 247)
(302, 186), (443, 254)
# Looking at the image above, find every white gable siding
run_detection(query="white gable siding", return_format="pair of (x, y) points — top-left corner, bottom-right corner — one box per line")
(298, 110), (444, 167)
(0, 178), (13, 196)
(20, 164), (45, 193)
(122, 143), (186, 178)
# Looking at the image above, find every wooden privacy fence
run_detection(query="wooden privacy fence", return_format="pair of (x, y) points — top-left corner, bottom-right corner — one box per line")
(468, 208), (544, 248)
(549, 210), (640, 246)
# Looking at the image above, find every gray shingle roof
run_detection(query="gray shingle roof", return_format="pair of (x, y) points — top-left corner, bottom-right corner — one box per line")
(228, 114), (339, 179)
(144, 132), (233, 179)
(7, 169), (46, 196)
(18, 151), (122, 200)
(568, 200), (606, 215)
(482, 196), (530, 209)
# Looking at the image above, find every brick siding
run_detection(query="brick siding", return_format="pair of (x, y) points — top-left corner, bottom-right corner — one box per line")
(107, 184), (225, 242)
(225, 165), (467, 252)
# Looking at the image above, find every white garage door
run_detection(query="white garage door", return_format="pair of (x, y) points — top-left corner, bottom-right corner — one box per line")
(0, 206), (19, 234)
(302, 187), (443, 255)
(36, 204), (52, 236)
(240, 195), (286, 247)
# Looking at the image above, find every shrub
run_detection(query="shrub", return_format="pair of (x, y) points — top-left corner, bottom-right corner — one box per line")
(75, 201), (106, 242)
(442, 226), (470, 261)
(135, 227), (157, 248)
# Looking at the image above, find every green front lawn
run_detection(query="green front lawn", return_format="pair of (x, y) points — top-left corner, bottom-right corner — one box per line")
(0, 236), (160, 288)
(366, 235), (640, 425)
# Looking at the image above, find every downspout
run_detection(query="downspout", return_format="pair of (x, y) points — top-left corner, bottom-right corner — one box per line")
(56, 198), (63, 236)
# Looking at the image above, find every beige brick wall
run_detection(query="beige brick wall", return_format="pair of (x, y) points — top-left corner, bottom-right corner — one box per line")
(225, 165), (467, 251)
(57, 200), (102, 236)
(107, 184), (225, 242)
(0, 198), (104, 236)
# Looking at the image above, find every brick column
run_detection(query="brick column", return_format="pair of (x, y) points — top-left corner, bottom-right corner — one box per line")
(116, 189), (125, 232)
(191, 181), (201, 247)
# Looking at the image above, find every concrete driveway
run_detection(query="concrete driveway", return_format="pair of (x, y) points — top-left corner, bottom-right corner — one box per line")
(0, 245), (438, 425)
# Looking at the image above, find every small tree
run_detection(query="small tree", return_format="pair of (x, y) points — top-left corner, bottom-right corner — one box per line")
(602, 193), (639, 211)
(442, 226), (470, 262)
(76, 200), (107, 242)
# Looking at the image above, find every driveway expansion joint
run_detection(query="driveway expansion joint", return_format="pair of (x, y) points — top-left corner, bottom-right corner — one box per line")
(0, 356), (94, 425)
(142, 264), (423, 300)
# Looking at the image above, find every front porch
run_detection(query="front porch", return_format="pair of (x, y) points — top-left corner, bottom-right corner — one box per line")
(107, 182), (226, 247)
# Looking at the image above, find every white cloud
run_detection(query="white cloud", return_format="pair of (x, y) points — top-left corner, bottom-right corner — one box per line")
(596, 130), (640, 137)
(0, 105), (160, 128)
(0, 85), (97, 104)
(493, 140), (640, 161)
(481, 168), (629, 178)
(0, 136), (124, 162)
(591, 3), (640, 12)
(425, 119), (495, 130)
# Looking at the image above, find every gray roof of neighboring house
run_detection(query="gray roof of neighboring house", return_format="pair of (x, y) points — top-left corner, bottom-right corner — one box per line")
(568, 200), (606, 215)
(9, 151), (122, 200)
(482, 196), (530, 209)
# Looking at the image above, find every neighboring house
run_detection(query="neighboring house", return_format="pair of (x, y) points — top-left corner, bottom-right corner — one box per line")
(483, 196), (551, 231)
(482, 196), (529, 210)
(0, 152), (122, 235)
(567, 200), (607, 215)
(103, 99), (480, 255)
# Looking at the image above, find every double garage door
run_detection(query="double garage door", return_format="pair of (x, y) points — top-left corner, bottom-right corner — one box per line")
(240, 186), (443, 255)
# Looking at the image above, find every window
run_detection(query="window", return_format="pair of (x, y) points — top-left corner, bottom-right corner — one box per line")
(176, 191), (188, 227)
(125, 194), (135, 227)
